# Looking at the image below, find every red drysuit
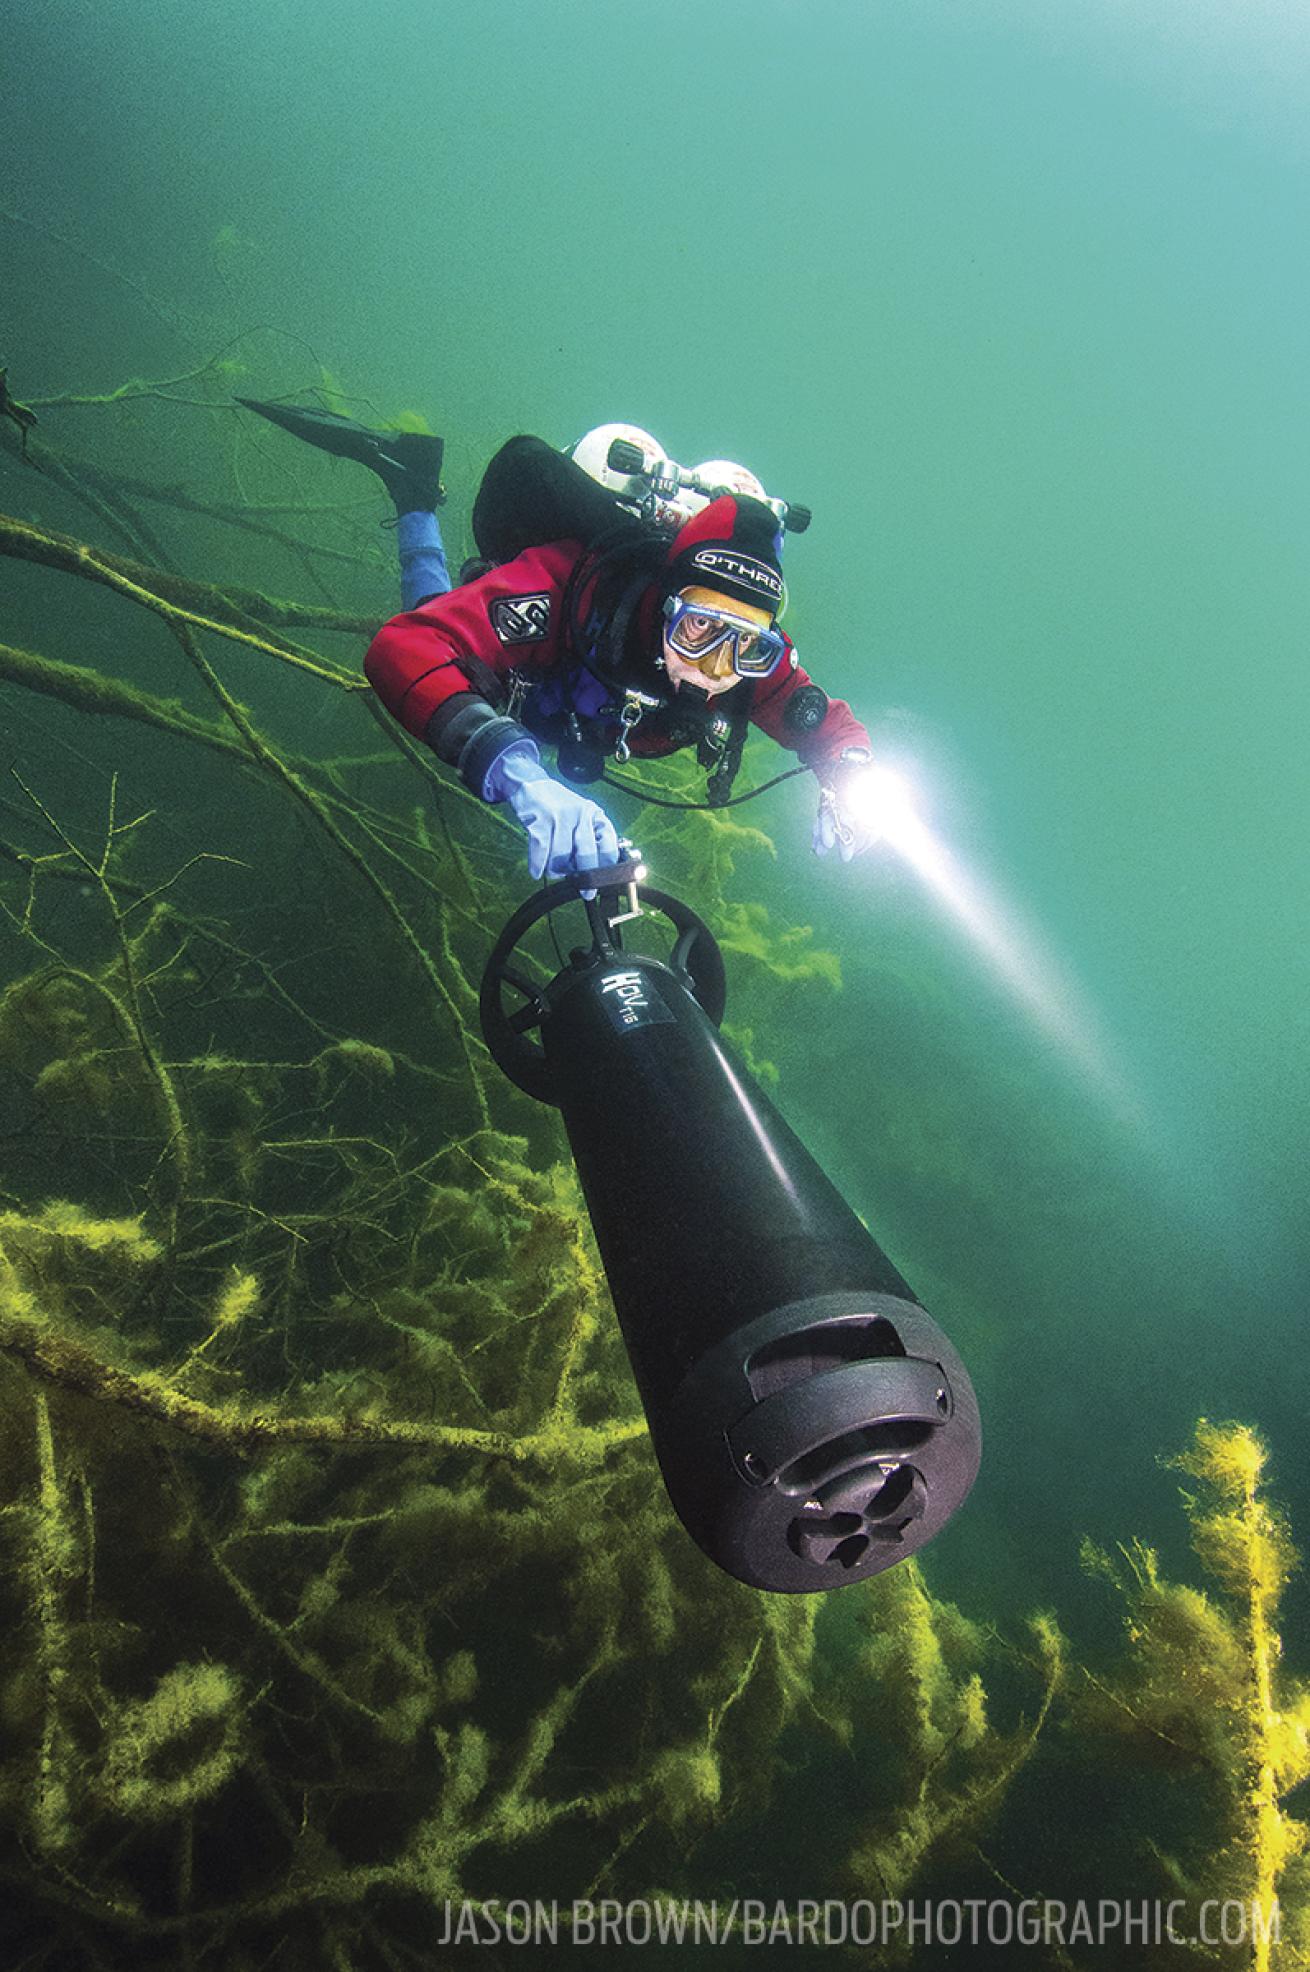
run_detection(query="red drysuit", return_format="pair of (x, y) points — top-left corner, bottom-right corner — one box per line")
(364, 538), (870, 773)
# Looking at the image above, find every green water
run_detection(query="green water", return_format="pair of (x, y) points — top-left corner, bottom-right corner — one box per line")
(3, 1), (1308, 1964)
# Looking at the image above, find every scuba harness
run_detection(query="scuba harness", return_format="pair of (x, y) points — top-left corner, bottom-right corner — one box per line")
(464, 438), (820, 814)
(559, 530), (758, 807)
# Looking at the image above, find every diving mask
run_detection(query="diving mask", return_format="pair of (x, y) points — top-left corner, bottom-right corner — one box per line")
(662, 593), (786, 679)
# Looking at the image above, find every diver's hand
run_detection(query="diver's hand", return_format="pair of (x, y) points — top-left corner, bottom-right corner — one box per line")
(487, 747), (622, 889)
(813, 751), (877, 864)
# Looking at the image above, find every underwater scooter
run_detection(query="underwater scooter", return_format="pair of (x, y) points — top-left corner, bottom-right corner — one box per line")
(479, 855), (980, 1593)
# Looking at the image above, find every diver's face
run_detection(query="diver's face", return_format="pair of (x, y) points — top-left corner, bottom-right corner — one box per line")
(661, 586), (774, 698)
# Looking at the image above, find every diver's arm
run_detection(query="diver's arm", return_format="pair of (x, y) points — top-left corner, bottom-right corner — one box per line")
(748, 645), (880, 862)
(364, 539), (581, 775)
(363, 540), (620, 877)
(747, 640), (873, 769)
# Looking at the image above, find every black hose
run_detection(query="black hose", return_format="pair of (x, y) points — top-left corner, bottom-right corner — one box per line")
(598, 763), (809, 813)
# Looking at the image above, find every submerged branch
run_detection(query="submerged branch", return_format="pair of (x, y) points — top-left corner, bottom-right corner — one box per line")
(0, 513), (360, 688)
(0, 1304), (645, 1467)
(0, 637), (250, 764)
(1, 417), (378, 568)
(162, 619), (493, 1124)
(0, 508), (378, 636)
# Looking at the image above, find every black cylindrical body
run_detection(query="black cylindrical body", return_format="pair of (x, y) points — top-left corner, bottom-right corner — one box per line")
(542, 949), (980, 1592)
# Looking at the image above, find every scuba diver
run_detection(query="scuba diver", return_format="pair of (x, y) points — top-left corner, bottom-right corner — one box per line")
(236, 404), (984, 1591)
(237, 402), (882, 885)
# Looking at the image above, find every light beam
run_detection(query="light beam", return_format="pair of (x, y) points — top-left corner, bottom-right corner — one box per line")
(851, 762), (1142, 1121)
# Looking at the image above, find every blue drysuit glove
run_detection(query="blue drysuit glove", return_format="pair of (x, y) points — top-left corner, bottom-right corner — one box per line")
(486, 747), (622, 890)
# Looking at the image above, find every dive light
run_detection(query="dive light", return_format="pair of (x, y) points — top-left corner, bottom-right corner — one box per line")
(479, 859), (980, 1593)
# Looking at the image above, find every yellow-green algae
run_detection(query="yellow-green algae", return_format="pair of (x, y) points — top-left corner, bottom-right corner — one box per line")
(1078, 1420), (1310, 1970)
(0, 616), (1051, 1965)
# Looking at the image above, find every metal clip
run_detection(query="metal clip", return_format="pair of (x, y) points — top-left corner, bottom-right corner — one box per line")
(505, 672), (531, 722)
(819, 784), (854, 851)
(614, 692), (650, 766)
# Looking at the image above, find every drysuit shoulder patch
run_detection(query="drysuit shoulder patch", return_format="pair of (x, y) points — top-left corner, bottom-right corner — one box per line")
(490, 594), (552, 643)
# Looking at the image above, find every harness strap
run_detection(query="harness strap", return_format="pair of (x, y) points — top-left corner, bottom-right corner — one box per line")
(453, 648), (510, 712)
(560, 526), (668, 674)
(606, 570), (656, 684)
(703, 686), (754, 806)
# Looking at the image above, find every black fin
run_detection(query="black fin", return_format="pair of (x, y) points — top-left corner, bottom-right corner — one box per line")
(236, 397), (444, 508)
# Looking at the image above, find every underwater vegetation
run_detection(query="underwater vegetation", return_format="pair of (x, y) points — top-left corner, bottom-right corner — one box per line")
(0, 328), (1055, 1967)
(0, 788), (1057, 1964)
(1074, 1420), (1310, 1970)
(0, 254), (1305, 1965)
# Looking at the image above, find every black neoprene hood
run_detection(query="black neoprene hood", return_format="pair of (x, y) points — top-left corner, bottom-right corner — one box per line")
(664, 495), (785, 614)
